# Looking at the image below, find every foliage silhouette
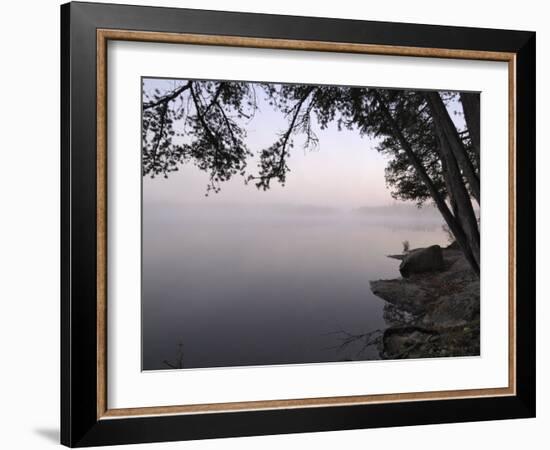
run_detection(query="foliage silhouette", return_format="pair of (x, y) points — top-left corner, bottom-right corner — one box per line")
(142, 79), (480, 274)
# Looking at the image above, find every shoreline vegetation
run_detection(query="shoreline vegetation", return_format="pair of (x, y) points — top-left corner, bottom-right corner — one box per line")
(370, 243), (480, 359)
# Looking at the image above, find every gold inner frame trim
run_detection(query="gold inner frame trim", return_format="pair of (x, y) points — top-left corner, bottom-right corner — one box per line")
(96, 28), (517, 420)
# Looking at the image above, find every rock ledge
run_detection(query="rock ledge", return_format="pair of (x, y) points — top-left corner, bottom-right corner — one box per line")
(370, 245), (480, 359)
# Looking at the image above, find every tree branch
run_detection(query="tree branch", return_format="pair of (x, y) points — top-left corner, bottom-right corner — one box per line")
(250, 87), (315, 184)
(143, 81), (192, 110)
(151, 102), (169, 167)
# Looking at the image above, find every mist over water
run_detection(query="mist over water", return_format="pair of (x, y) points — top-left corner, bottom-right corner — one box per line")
(142, 204), (448, 370)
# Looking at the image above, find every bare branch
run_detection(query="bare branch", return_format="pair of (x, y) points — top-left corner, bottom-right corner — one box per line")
(249, 87), (315, 187)
(143, 81), (192, 110)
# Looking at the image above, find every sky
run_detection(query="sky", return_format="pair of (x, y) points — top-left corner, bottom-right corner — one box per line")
(142, 78), (466, 210)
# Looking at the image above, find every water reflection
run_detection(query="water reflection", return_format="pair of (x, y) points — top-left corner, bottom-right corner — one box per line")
(142, 204), (448, 370)
(162, 341), (185, 369)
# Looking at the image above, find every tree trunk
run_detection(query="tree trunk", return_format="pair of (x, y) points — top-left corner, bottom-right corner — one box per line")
(460, 92), (480, 158)
(426, 92), (480, 205)
(434, 126), (480, 269)
(439, 144), (459, 217)
(373, 91), (480, 276)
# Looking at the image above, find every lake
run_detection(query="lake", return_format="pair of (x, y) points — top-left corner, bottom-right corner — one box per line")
(142, 204), (448, 370)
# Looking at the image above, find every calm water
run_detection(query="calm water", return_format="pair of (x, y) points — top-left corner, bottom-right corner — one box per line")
(142, 205), (448, 370)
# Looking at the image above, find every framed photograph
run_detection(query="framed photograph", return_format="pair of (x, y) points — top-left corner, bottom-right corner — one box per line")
(61, 1), (536, 447)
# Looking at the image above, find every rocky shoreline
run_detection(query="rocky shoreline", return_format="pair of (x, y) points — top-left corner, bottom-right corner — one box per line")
(370, 244), (480, 359)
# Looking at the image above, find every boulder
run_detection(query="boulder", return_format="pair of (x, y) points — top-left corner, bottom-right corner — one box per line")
(399, 245), (444, 278)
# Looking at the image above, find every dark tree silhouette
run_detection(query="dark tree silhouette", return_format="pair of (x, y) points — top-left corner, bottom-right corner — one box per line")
(142, 79), (480, 275)
(142, 80), (256, 194)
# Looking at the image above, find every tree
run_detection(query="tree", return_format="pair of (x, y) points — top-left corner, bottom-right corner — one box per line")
(142, 79), (257, 195)
(370, 90), (480, 273)
(142, 80), (481, 275)
(460, 92), (480, 157)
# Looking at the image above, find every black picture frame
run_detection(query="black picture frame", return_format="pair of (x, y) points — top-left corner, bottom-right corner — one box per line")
(61, 1), (536, 447)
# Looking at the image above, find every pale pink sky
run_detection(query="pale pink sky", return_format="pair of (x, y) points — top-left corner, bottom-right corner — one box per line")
(142, 78), (466, 210)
